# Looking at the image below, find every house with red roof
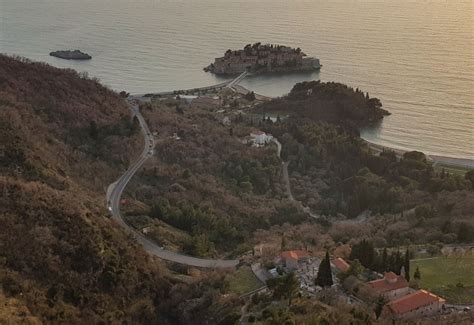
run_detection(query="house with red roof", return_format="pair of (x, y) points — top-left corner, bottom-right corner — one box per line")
(382, 289), (446, 320)
(279, 250), (310, 270)
(331, 257), (350, 273)
(368, 271), (410, 300)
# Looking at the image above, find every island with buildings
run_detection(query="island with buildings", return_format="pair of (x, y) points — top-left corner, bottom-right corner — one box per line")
(204, 42), (321, 75)
(49, 50), (92, 60)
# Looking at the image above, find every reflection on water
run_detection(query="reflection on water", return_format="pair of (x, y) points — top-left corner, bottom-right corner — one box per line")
(1, 0), (473, 158)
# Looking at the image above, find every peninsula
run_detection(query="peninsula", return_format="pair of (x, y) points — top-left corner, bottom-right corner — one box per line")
(49, 49), (92, 60)
(204, 42), (321, 75)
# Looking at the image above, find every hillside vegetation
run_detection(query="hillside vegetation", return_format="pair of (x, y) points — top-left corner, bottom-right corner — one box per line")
(0, 55), (179, 324)
(1, 55), (472, 324)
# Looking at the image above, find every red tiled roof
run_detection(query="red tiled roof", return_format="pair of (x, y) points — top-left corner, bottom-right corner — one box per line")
(280, 250), (310, 261)
(251, 130), (265, 135)
(368, 272), (408, 293)
(331, 258), (350, 272)
(385, 271), (398, 281)
(386, 290), (445, 315)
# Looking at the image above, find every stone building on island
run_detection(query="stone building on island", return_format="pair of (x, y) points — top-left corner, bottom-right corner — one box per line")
(204, 43), (321, 74)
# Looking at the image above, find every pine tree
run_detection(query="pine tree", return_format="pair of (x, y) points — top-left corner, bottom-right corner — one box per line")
(404, 249), (410, 282)
(267, 272), (299, 306)
(395, 251), (402, 274)
(315, 251), (333, 287)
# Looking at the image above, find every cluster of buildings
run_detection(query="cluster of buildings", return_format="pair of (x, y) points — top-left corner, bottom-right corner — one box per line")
(367, 271), (446, 321)
(254, 247), (448, 322)
(205, 43), (321, 74)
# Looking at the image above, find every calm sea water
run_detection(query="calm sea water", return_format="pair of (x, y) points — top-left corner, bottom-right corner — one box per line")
(1, 0), (473, 158)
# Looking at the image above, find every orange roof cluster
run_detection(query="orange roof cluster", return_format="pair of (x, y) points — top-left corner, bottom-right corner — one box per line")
(386, 290), (445, 315)
(280, 250), (310, 261)
(331, 257), (350, 272)
(368, 272), (408, 293)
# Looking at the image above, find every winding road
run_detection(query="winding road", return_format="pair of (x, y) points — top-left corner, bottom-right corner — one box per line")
(106, 72), (263, 268)
(106, 103), (239, 268)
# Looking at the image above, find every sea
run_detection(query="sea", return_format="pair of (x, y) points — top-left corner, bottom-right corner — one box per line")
(1, 0), (473, 159)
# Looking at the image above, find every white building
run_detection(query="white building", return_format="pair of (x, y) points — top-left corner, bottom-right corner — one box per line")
(250, 130), (273, 146)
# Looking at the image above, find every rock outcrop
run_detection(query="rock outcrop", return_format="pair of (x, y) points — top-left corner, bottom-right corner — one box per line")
(49, 49), (92, 60)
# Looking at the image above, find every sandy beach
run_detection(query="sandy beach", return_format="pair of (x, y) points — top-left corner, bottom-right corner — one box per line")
(233, 85), (473, 170)
(364, 140), (474, 170)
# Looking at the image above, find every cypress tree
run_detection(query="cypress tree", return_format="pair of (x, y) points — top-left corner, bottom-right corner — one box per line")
(89, 120), (98, 140)
(414, 266), (421, 281)
(281, 235), (287, 250)
(395, 251), (402, 274)
(388, 252), (396, 273)
(404, 249), (410, 282)
(315, 251), (333, 287)
(382, 248), (388, 272)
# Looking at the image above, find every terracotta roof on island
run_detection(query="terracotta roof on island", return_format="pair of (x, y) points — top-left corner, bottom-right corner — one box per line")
(385, 290), (445, 315)
(280, 250), (310, 261)
(368, 272), (408, 293)
(331, 257), (350, 272)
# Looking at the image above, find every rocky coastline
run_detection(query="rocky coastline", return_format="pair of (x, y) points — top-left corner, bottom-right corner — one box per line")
(49, 50), (92, 60)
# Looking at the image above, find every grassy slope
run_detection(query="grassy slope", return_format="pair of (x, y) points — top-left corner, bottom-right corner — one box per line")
(412, 257), (474, 303)
(227, 267), (263, 295)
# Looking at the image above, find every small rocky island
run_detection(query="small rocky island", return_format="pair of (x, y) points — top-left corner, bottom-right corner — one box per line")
(49, 50), (92, 60)
(204, 42), (321, 75)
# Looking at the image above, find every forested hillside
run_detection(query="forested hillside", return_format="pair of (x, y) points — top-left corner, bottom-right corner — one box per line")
(258, 80), (390, 131)
(0, 55), (176, 324)
(1, 55), (472, 324)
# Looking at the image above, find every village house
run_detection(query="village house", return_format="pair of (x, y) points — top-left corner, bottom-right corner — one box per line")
(331, 257), (350, 273)
(250, 130), (273, 146)
(381, 289), (446, 320)
(279, 250), (311, 270)
(368, 271), (410, 300)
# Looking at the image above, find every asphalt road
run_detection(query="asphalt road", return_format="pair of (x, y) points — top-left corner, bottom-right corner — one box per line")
(106, 102), (239, 268)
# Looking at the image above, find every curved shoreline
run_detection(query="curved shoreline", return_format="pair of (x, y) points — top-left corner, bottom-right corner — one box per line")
(233, 84), (473, 169)
(362, 139), (474, 170)
(135, 81), (473, 171)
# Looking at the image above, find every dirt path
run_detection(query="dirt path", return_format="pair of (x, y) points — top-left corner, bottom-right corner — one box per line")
(272, 138), (320, 220)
